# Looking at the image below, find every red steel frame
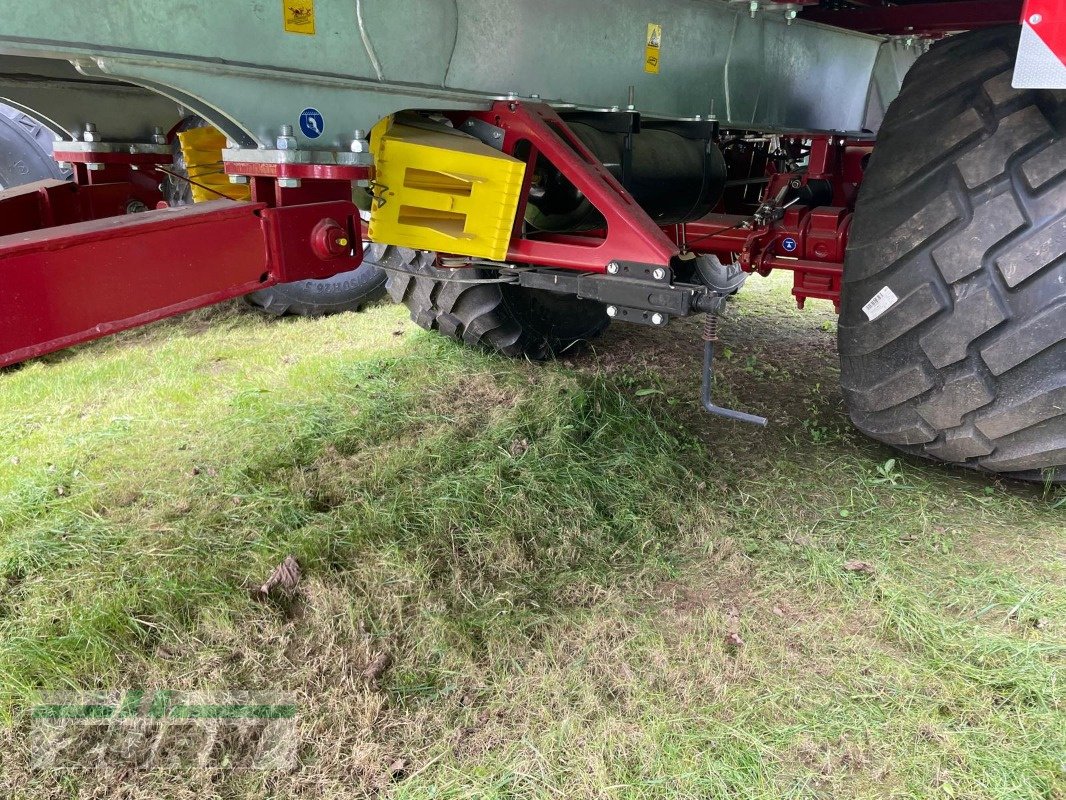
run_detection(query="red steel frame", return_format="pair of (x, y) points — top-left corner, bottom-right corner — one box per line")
(455, 101), (679, 271)
(666, 134), (864, 310)
(0, 148), (367, 368)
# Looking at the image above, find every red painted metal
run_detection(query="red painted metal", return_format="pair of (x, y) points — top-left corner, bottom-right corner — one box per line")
(456, 101), (678, 272)
(802, 0), (1022, 34)
(676, 207), (850, 310)
(223, 160), (373, 184)
(1023, 0), (1066, 67)
(0, 193), (363, 367)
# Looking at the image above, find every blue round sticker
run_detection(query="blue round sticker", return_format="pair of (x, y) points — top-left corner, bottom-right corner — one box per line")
(781, 236), (798, 253)
(299, 108), (324, 139)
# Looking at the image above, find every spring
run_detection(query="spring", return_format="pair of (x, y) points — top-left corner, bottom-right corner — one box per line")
(702, 313), (720, 342)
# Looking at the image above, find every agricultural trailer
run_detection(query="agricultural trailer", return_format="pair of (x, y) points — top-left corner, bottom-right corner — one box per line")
(0, 0), (1062, 482)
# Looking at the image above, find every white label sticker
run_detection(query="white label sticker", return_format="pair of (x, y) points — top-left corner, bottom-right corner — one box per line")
(862, 286), (898, 321)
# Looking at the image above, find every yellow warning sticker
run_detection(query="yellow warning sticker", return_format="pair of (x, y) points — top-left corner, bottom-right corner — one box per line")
(644, 23), (662, 74)
(283, 0), (316, 35)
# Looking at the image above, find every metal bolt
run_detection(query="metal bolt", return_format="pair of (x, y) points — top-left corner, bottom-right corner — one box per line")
(276, 124), (298, 151)
(651, 313), (665, 326)
(492, 131), (502, 139)
(530, 93), (541, 100)
(151, 126), (167, 145)
(229, 175), (250, 185)
(277, 177), (302, 188)
(606, 262), (620, 275)
(83, 122), (101, 143)
(1029, 13), (1042, 24)
(749, 0), (758, 17)
(606, 306), (618, 318)
(785, 8), (797, 24)
(652, 267), (667, 280)
(351, 129), (370, 153)
(86, 162), (105, 171)
(507, 91), (518, 100)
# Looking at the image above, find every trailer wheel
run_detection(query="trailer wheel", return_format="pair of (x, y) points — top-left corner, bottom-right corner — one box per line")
(840, 26), (1065, 482)
(245, 254), (388, 317)
(0, 105), (64, 189)
(385, 249), (609, 359)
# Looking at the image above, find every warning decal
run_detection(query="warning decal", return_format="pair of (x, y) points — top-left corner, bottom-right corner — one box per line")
(284, 0), (316, 35)
(644, 23), (662, 74)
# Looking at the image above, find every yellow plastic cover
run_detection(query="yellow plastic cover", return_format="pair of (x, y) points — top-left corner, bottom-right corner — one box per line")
(368, 119), (526, 261)
(177, 126), (251, 204)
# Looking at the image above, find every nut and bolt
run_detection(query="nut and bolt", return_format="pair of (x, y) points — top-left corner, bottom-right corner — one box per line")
(151, 126), (167, 145)
(1029, 13), (1042, 24)
(507, 91), (519, 100)
(606, 306), (618, 318)
(229, 175), (250, 185)
(530, 93), (541, 100)
(277, 177), (302, 188)
(276, 124), (298, 151)
(749, 0), (759, 17)
(86, 162), (105, 171)
(350, 129), (370, 153)
(606, 262), (620, 274)
(652, 267), (667, 281)
(83, 122), (101, 143)
(651, 313), (665, 326)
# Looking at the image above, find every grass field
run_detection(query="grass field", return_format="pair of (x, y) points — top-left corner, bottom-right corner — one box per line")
(0, 273), (1062, 799)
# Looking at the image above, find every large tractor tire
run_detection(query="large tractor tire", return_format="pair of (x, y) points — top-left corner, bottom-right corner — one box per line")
(840, 26), (1065, 482)
(385, 248), (609, 360)
(0, 105), (64, 189)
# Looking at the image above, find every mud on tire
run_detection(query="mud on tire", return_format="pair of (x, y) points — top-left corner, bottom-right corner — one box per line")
(839, 26), (1066, 482)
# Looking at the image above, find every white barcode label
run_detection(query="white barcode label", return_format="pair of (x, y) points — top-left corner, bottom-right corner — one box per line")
(862, 286), (898, 321)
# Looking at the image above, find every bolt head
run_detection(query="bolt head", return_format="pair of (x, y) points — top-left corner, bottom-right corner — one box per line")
(651, 313), (665, 326)
(652, 267), (667, 281)
(606, 262), (620, 275)
(1029, 13), (1042, 24)
(229, 175), (250, 185)
(86, 162), (105, 171)
(276, 135), (298, 151)
(606, 306), (618, 318)
(277, 177), (302, 189)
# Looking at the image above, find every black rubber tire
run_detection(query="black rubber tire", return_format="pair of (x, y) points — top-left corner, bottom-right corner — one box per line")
(839, 26), (1066, 483)
(245, 246), (388, 317)
(385, 248), (610, 360)
(0, 105), (64, 189)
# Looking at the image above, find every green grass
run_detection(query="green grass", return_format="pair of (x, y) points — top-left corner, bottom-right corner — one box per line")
(0, 275), (1062, 799)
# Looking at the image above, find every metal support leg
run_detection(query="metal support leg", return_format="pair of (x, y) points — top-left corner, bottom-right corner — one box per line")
(700, 313), (768, 426)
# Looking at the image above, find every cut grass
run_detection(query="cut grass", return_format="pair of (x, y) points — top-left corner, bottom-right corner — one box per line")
(0, 274), (1062, 799)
